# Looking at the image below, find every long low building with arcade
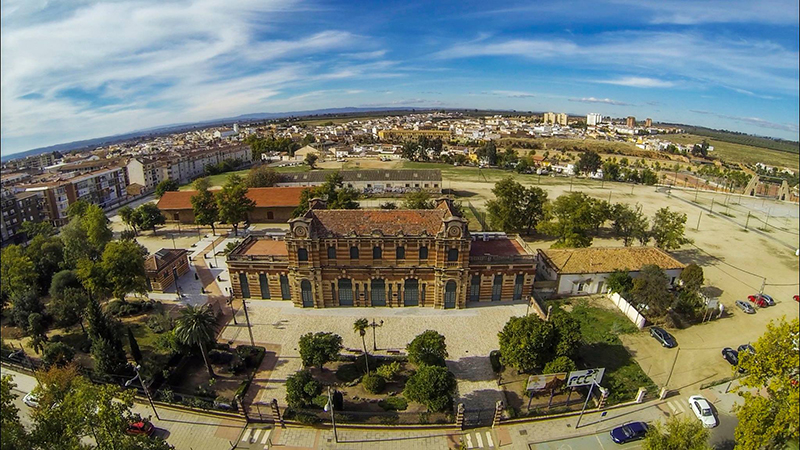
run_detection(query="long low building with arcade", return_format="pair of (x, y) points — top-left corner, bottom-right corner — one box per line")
(226, 198), (538, 309)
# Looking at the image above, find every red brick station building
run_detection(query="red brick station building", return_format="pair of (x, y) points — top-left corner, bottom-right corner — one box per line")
(227, 198), (538, 309)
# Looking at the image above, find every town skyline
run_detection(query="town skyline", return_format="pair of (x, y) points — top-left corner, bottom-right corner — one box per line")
(2, 0), (799, 156)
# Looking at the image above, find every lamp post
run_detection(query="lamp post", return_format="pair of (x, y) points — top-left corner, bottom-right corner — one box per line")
(170, 234), (176, 249)
(242, 298), (255, 346)
(324, 386), (338, 443)
(125, 364), (159, 420)
(227, 295), (238, 325)
(370, 319), (384, 351)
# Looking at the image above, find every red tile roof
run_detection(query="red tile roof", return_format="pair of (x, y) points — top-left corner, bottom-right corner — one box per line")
(310, 209), (447, 237)
(243, 239), (288, 256)
(470, 238), (528, 257)
(157, 187), (307, 211)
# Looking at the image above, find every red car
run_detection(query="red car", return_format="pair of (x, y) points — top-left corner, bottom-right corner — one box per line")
(794, 295), (799, 303)
(126, 421), (155, 437)
(747, 295), (768, 308)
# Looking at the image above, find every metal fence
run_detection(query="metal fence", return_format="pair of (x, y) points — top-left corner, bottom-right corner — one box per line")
(284, 407), (454, 426)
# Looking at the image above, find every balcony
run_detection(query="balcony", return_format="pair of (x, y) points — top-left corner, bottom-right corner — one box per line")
(468, 254), (537, 264)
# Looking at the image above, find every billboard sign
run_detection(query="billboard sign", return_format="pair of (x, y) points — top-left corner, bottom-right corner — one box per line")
(566, 368), (605, 388)
(526, 373), (567, 392)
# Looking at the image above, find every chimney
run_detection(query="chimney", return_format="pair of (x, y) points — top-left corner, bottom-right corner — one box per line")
(308, 197), (327, 210)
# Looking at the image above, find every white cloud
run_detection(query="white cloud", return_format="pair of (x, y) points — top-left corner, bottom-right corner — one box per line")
(491, 90), (537, 98)
(690, 110), (798, 133)
(569, 97), (631, 106)
(597, 77), (675, 88)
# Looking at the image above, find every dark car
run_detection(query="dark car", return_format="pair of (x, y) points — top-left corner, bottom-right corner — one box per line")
(793, 295), (798, 303)
(722, 347), (744, 372)
(650, 326), (677, 348)
(738, 344), (755, 355)
(610, 421), (649, 444)
(735, 300), (755, 314)
(126, 421), (155, 437)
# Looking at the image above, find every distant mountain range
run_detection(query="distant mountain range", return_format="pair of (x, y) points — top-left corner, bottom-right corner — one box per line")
(4, 107), (797, 163)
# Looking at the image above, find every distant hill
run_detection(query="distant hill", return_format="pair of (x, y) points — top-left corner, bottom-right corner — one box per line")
(658, 123), (799, 154)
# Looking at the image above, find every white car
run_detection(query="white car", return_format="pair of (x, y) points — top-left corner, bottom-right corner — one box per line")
(688, 395), (718, 428)
(22, 391), (40, 408)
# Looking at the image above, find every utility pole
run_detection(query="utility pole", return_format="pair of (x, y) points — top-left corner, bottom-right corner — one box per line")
(710, 198), (714, 213)
(575, 381), (596, 429)
(242, 299), (255, 346)
(696, 211), (703, 230)
(744, 212), (751, 230)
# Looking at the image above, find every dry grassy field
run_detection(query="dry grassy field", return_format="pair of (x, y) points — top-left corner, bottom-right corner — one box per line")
(667, 133), (799, 170)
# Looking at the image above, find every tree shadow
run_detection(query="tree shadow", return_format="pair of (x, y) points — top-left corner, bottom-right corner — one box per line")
(702, 286), (724, 298)
(451, 190), (478, 198)
(671, 248), (719, 266)
(447, 355), (497, 382)
(714, 439), (736, 450)
(457, 388), (504, 410)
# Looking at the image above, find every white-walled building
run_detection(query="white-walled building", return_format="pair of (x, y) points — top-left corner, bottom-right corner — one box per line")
(587, 113), (603, 126)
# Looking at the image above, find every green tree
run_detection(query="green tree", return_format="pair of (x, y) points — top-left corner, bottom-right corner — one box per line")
(486, 178), (548, 234)
(650, 207), (692, 250)
(42, 342), (75, 368)
(304, 153), (319, 168)
(498, 314), (555, 372)
(642, 415), (711, 450)
(606, 269), (633, 295)
(1, 245), (37, 301)
(216, 174), (255, 236)
(734, 317), (799, 449)
(154, 179), (180, 198)
(127, 327), (142, 364)
(28, 313), (48, 354)
(406, 330), (448, 367)
(611, 203), (649, 246)
(301, 134), (316, 146)
(25, 233), (64, 294)
(401, 141), (420, 160)
(86, 297), (127, 376)
(631, 265), (673, 317)
(602, 160), (620, 181)
(285, 370), (321, 409)
(328, 186), (360, 210)
(118, 206), (139, 235)
(1, 375), (29, 449)
(550, 311), (582, 358)
(191, 185), (219, 235)
(298, 332), (343, 370)
(50, 287), (89, 332)
(403, 365), (457, 412)
(49, 269), (81, 300)
(679, 263), (704, 293)
(10, 289), (44, 330)
(477, 141), (498, 165)
(245, 166), (282, 188)
(403, 190), (434, 209)
(134, 203), (165, 235)
(576, 150), (602, 174)
(543, 356), (577, 375)
(353, 318), (370, 372)
(174, 305), (217, 378)
(20, 220), (55, 240)
(537, 192), (597, 248)
(101, 240), (147, 300)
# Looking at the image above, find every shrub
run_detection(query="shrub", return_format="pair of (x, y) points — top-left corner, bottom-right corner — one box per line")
(335, 363), (362, 383)
(489, 350), (503, 373)
(146, 313), (173, 333)
(378, 396), (408, 411)
(298, 332), (342, 370)
(362, 373), (386, 394)
(42, 342), (75, 367)
(406, 330), (448, 367)
(403, 365), (457, 412)
(376, 361), (401, 380)
(234, 379), (251, 399)
(286, 370), (321, 408)
(543, 356), (577, 375)
(208, 349), (235, 365)
(292, 411), (322, 425)
(236, 345), (265, 367)
(312, 394), (329, 409)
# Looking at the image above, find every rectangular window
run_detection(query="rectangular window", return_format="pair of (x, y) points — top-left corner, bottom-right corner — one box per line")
(350, 246), (359, 259)
(327, 246), (336, 259)
(491, 275), (502, 301)
(297, 248), (308, 261)
(447, 248), (459, 262)
(470, 275), (481, 301)
(280, 275), (291, 300)
(513, 274), (524, 300)
(373, 246), (382, 259)
(239, 273), (251, 299)
(396, 246), (405, 260)
(419, 246), (428, 260)
(259, 273), (271, 299)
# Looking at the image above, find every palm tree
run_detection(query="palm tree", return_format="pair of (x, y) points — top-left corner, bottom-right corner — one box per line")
(175, 305), (217, 378)
(353, 318), (370, 373)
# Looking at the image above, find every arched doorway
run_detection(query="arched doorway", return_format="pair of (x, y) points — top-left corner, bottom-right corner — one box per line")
(444, 280), (456, 309)
(301, 280), (313, 307)
(371, 279), (386, 306)
(338, 279), (354, 306)
(403, 279), (419, 306)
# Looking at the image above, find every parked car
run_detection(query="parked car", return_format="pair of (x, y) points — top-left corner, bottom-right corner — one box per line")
(735, 300), (755, 314)
(22, 391), (40, 408)
(738, 344), (756, 355)
(650, 326), (677, 348)
(793, 295), (799, 303)
(747, 295), (769, 308)
(610, 421), (649, 444)
(126, 421), (155, 437)
(688, 395), (718, 428)
(722, 347), (739, 366)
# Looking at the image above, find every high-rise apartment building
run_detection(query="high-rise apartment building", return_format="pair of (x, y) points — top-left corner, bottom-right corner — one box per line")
(626, 116), (636, 128)
(556, 113), (568, 126)
(586, 113), (603, 126)
(645, 118), (652, 128)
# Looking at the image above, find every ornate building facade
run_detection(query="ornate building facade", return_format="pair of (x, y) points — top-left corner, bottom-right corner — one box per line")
(227, 198), (538, 309)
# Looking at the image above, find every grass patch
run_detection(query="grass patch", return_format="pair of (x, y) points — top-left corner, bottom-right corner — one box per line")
(378, 396), (409, 411)
(667, 134), (799, 170)
(335, 363), (363, 383)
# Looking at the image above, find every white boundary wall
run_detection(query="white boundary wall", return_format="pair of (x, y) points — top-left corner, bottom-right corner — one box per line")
(607, 292), (647, 329)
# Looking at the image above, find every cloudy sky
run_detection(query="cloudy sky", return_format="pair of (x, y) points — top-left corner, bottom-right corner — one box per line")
(1, 0), (798, 156)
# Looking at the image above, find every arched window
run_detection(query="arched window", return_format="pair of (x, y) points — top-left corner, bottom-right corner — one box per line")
(447, 248), (459, 262)
(297, 248), (308, 261)
(373, 246), (382, 259)
(327, 246), (336, 259)
(419, 246), (428, 260)
(350, 246), (359, 259)
(396, 246), (405, 260)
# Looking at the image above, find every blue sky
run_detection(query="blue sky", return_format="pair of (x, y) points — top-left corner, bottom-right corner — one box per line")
(1, 0), (798, 156)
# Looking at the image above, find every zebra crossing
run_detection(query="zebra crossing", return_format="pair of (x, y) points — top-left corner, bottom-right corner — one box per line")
(463, 430), (496, 449)
(239, 426), (273, 449)
(665, 398), (687, 416)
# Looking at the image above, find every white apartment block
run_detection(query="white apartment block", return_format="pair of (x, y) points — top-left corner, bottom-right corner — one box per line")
(587, 113), (603, 126)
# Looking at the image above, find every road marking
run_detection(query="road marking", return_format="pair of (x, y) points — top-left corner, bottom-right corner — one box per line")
(485, 432), (494, 448)
(668, 400), (685, 415)
(251, 428), (261, 443)
(475, 432), (483, 448)
(465, 434), (473, 448)
(595, 434), (606, 449)
(241, 428), (252, 442)
(261, 428), (272, 444)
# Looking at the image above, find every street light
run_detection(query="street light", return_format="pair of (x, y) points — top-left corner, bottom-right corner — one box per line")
(125, 364), (160, 420)
(324, 386), (338, 443)
(370, 319), (384, 351)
